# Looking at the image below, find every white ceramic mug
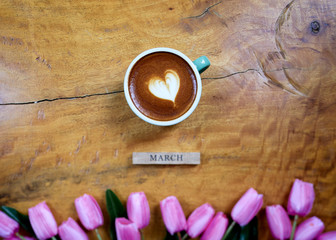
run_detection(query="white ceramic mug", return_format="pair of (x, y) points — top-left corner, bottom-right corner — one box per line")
(124, 47), (210, 126)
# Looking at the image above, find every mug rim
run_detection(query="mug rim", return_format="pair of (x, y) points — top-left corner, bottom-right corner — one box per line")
(124, 47), (202, 126)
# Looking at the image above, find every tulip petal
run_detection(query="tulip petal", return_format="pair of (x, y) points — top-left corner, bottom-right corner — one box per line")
(28, 202), (58, 240)
(231, 188), (263, 226)
(75, 194), (104, 231)
(200, 212), (228, 240)
(266, 205), (292, 240)
(127, 192), (150, 229)
(1, 206), (36, 237)
(317, 231), (336, 240)
(115, 218), (141, 240)
(294, 216), (324, 240)
(0, 211), (19, 238)
(160, 196), (187, 235)
(187, 203), (215, 238)
(58, 217), (88, 240)
(287, 179), (315, 217)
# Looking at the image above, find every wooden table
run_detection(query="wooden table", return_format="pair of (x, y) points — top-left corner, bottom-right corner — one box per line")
(1, 0), (335, 239)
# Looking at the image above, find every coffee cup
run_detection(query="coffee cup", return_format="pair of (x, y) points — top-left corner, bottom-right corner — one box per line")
(124, 47), (210, 126)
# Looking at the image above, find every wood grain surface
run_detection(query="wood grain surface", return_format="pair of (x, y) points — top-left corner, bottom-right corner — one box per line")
(0, 0), (335, 239)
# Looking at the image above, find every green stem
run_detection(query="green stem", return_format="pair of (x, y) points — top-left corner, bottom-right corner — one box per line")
(181, 232), (189, 240)
(51, 237), (57, 240)
(140, 229), (145, 240)
(95, 228), (103, 240)
(15, 233), (27, 240)
(177, 232), (182, 240)
(290, 215), (299, 240)
(222, 221), (237, 240)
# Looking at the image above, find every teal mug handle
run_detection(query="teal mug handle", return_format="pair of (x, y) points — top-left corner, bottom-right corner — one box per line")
(193, 56), (210, 74)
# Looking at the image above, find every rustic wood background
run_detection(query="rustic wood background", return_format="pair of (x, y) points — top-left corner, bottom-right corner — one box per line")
(1, 0), (335, 239)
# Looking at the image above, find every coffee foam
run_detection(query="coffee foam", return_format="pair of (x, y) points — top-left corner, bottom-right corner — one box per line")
(148, 70), (180, 103)
(128, 52), (197, 121)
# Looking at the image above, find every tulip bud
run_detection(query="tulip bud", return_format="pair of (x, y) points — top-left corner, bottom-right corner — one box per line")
(75, 194), (104, 231)
(58, 218), (88, 240)
(231, 188), (263, 226)
(160, 196), (187, 235)
(187, 203), (215, 238)
(127, 192), (150, 229)
(266, 205), (292, 240)
(287, 179), (315, 217)
(28, 201), (58, 240)
(294, 216), (324, 240)
(0, 211), (19, 238)
(317, 231), (336, 240)
(115, 218), (141, 240)
(200, 212), (228, 240)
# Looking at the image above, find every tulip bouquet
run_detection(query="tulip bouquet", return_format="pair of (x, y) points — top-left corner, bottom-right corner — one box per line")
(0, 179), (335, 240)
(0, 188), (262, 240)
(160, 188), (262, 240)
(266, 179), (336, 240)
(0, 194), (104, 240)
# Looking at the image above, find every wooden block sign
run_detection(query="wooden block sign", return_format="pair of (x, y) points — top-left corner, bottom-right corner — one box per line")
(132, 152), (200, 165)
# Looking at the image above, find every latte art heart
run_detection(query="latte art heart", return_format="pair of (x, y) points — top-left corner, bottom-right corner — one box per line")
(148, 70), (180, 102)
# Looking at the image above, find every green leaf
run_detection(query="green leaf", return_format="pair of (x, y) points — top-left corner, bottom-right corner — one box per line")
(105, 189), (127, 240)
(239, 217), (258, 240)
(223, 221), (241, 240)
(240, 223), (252, 240)
(251, 217), (258, 240)
(231, 230), (241, 240)
(164, 231), (178, 240)
(1, 206), (36, 237)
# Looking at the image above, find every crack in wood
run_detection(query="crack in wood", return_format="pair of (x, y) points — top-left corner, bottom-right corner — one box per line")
(203, 67), (298, 80)
(275, 0), (296, 55)
(203, 66), (309, 97)
(203, 68), (259, 80)
(184, 1), (222, 19)
(252, 50), (305, 96)
(0, 90), (124, 106)
(0, 65), (306, 106)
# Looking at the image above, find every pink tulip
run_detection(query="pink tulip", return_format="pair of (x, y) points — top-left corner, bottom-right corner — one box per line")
(115, 218), (141, 240)
(231, 188), (263, 226)
(287, 179), (315, 217)
(266, 205), (292, 240)
(75, 194), (104, 231)
(127, 192), (150, 229)
(160, 196), (187, 235)
(58, 218), (88, 240)
(317, 231), (336, 240)
(0, 211), (19, 238)
(294, 216), (325, 240)
(187, 203), (215, 238)
(200, 212), (228, 240)
(28, 202), (58, 240)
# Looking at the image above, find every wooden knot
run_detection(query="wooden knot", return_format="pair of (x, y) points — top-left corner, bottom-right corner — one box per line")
(310, 21), (320, 34)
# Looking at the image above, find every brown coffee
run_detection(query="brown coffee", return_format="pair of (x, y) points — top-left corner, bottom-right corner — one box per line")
(128, 52), (197, 121)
